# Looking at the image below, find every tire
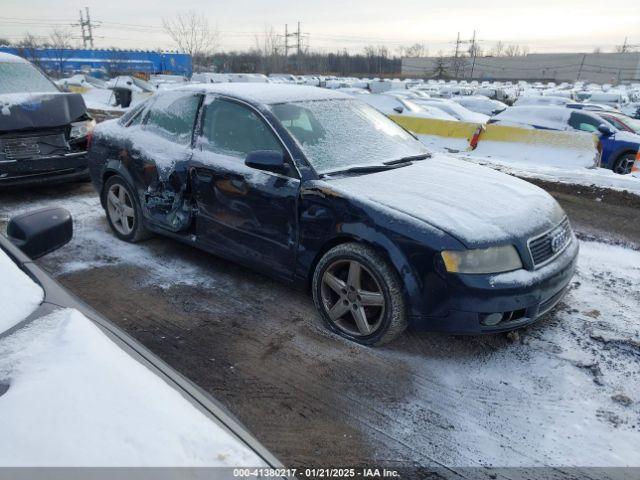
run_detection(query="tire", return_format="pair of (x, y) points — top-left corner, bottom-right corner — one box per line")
(613, 153), (636, 175)
(102, 175), (151, 242)
(312, 242), (407, 346)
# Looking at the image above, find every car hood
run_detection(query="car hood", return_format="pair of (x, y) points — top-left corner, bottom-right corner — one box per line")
(612, 130), (640, 145)
(0, 92), (87, 133)
(326, 155), (564, 247)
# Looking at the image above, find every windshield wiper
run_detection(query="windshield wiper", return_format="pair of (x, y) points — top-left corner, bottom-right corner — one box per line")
(383, 153), (432, 165)
(320, 162), (411, 178)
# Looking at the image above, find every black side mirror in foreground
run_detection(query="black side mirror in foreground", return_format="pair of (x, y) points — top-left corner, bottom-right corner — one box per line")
(245, 150), (288, 175)
(598, 123), (614, 136)
(7, 207), (72, 259)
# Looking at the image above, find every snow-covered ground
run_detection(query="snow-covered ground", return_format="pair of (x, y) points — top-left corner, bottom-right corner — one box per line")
(82, 88), (149, 112)
(383, 240), (640, 466)
(416, 140), (640, 195)
(1, 187), (638, 467)
(458, 153), (640, 195)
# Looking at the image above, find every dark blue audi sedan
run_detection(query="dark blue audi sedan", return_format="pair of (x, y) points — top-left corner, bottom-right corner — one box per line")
(87, 84), (578, 346)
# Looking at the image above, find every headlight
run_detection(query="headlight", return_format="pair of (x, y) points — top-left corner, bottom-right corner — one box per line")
(70, 119), (96, 139)
(441, 245), (522, 274)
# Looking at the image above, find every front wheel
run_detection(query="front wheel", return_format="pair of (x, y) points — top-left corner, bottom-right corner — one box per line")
(312, 243), (407, 346)
(613, 153), (636, 175)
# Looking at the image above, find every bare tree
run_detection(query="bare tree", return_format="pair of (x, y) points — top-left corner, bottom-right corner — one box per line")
(433, 51), (449, 78)
(48, 28), (74, 77)
(403, 43), (428, 58)
(593, 46), (602, 54)
(0, 37), (11, 46)
(163, 11), (219, 70)
(16, 33), (43, 68)
(491, 41), (505, 56)
(254, 25), (284, 74)
(504, 44), (521, 57)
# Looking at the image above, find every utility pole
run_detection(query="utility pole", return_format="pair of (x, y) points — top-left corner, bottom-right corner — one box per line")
(78, 7), (94, 48)
(284, 24), (289, 58)
(284, 22), (305, 72)
(577, 53), (586, 81)
(470, 30), (477, 79)
(453, 32), (461, 78)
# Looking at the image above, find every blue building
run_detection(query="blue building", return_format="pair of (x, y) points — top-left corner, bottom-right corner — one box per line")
(0, 47), (192, 78)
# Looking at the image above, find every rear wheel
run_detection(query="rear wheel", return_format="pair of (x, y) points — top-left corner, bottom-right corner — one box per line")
(102, 175), (151, 242)
(613, 153), (636, 175)
(312, 243), (407, 346)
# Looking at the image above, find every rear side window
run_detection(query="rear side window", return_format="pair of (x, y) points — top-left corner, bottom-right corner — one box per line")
(200, 99), (282, 157)
(569, 112), (602, 133)
(144, 92), (201, 145)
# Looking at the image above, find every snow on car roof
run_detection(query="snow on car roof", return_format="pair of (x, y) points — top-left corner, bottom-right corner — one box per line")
(0, 52), (29, 64)
(179, 83), (349, 105)
(493, 105), (571, 130)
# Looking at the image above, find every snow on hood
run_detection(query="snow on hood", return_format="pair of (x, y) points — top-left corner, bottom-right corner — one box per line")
(327, 155), (564, 247)
(613, 130), (640, 145)
(0, 92), (87, 131)
(0, 249), (43, 334)
(0, 307), (265, 466)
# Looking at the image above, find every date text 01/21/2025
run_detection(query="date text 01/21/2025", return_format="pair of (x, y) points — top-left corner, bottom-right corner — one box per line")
(232, 467), (400, 478)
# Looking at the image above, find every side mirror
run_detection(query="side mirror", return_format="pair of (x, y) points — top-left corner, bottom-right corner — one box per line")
(598, 123), (614, 136)
(393, 106), (404, 114)
(7, 207), (72, 259)
(245, 150), (287, 175)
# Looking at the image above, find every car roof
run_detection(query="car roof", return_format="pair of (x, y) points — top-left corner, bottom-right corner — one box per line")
(0, 52), (29, 64)
(176, 83), (349, 105)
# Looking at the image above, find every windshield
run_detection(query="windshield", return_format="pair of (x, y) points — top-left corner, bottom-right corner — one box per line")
(0, 62), (58, 95)
(609, 115), (640, 133)
(270, 98), (428, 174)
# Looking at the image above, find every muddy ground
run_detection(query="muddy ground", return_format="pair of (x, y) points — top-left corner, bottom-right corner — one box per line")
(1, 179), (639, 478)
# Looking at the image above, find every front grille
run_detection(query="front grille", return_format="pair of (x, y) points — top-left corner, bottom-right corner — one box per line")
(2, 137), (41, 160)
(1, 132), (68, 161)
(528, 218), (572, 268)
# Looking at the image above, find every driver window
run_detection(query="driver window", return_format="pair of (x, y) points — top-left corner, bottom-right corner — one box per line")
(200, 99), (283, 157)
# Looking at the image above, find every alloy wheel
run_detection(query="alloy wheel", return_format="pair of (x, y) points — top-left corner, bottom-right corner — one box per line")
(106, 183), (135, 236)
(614, 155), (635, 175)
(320, 259), (385, 337)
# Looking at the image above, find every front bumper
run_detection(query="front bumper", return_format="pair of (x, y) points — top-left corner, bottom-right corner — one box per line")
(0, 151), (89, 187)
(411, 237), (579, 334)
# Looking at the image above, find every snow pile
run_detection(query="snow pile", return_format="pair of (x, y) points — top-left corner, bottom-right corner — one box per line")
(460, 156), (640, 195)
(0, 249), (43, 334)
(0, 307), (264, 466)
(468, 140), (598, 170)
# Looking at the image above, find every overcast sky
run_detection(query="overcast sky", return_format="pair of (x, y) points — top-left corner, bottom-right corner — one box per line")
(1, 0), (638, 54)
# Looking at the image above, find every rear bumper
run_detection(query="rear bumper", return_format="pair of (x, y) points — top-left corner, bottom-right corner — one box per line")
(0, 152), (89, 187)
(411, 237), (579, 334)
